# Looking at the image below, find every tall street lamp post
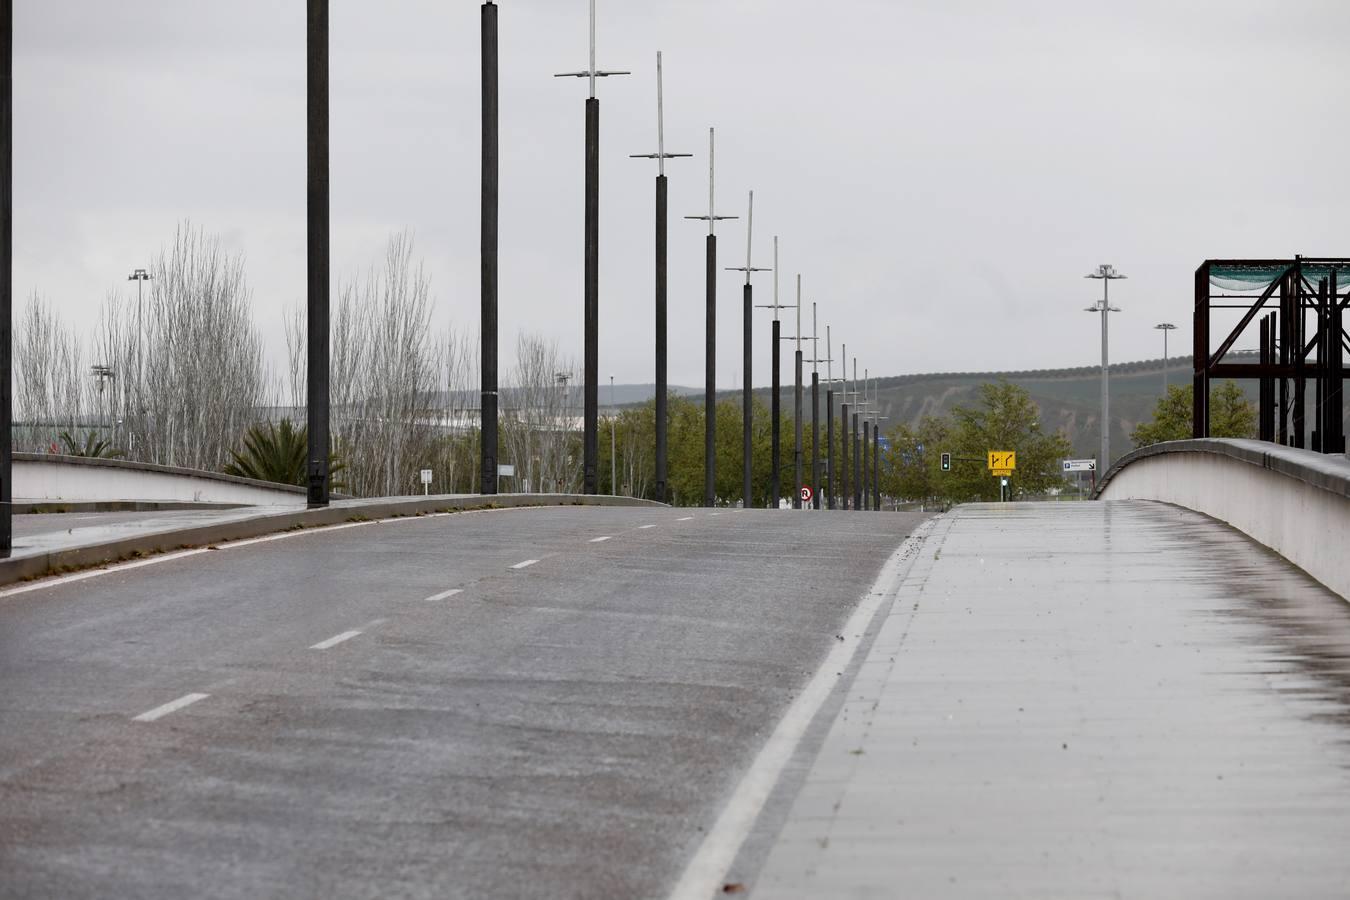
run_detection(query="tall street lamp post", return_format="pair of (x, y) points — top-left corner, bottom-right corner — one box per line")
(555, 0), (629, 494)
(306, 0), (331, 508)
(1085, 264), (1125, 469)
(1156, 322), (1177, 395)
(609, 374), (616, 494)
(725, 192), (770, 508)
(480, 1), (499, 495)
(630, 51), (691, 505)
(1, 0), (10, 556)
(684, 128), (736, 508)
(755, 238), (792, 507)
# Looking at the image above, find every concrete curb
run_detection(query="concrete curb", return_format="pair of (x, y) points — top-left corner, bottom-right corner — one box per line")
(0, 493), (667, 587)
(14, 500), (247, 514)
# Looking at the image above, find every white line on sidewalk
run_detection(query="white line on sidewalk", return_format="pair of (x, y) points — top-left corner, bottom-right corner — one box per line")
(589, 536), (612, 543)
(133, 692), (210, 723)
(423, 588), (464, 602)
(664, 518), (936, 900)
(511, 559), (539, 570)
(310, 630), (362, 650)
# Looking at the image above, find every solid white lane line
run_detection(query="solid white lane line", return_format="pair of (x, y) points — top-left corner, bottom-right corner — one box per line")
(310, 630), (362, 650)
(639, 525), (657, 530)
(133, 692), (210, 723)
(665, 519), (936, 900)
(589, 536), (612, 543)
(511, 559), (540, 570)
(423, 588), (463, 602)
(676, 516), (695, 522)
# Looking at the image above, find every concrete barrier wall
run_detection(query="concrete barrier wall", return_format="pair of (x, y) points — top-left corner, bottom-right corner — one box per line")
(1096, 439), (1350, 600)
(14, 453), (308, 506)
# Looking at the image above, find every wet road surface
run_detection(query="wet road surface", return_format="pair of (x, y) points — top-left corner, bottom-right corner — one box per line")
(755, 501), (1350, 899)
(0, 506), (926, 900)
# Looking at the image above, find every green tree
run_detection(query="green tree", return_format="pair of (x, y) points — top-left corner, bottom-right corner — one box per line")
(1130, 381), (1255, 448)
(882, 416), (953, 506)
(58, 430), (124, 459)
(925, 380), (1071, 502)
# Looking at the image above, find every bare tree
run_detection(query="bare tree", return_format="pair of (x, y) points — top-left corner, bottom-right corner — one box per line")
(500, 333), (581, 494)
(13, 293), (88, 451)
(99, 223), (269, 470)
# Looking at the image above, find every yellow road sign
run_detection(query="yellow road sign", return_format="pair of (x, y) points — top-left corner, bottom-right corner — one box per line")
(987, 450), (1016, 471)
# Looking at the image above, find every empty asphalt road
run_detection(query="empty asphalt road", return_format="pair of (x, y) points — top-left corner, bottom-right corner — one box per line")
(0, 505), (928, 899)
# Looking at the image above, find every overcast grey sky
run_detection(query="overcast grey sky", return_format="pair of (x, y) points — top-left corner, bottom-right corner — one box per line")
(12, 0), (1348, 389)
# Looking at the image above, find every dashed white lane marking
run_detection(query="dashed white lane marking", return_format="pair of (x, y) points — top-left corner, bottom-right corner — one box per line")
(639, 525), (658, 530)
(133, 692), (210, 723)
(423, 588), (464, 602)
(676, 516), (695, 522)
(665, 519), (935, 900)
(589, 536), (612, 543)
(310, 630), (362, 650)
(511, 559), (540, 570)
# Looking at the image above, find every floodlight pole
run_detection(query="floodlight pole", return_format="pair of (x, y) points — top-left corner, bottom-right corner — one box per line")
(726, 192), (770, 508)
(776, 280), (815, 511)
(685, 128), (736, 507)
(1156, 322), (1177, 395)
(1, 0), (10, 555)
(306, 0), (331, 508)
(631, 51), (691, 504)
(755, 238), (794, 508)
(480, 1), (499, 495)
(556, 0), (630, 494)
(1085, 264), (1125, 469)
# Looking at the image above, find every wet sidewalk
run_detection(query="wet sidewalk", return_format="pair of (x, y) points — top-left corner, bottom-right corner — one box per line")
(755, 501), (1350, 898)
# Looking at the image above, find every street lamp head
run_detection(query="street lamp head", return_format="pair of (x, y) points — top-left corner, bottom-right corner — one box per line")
(128, 268), (151, 282)
(1155, 322), (1177, 331)
(1085, 263), (1127, 280)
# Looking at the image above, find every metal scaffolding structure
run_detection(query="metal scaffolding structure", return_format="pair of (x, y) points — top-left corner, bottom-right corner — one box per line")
(1194, 257), (1348, 452)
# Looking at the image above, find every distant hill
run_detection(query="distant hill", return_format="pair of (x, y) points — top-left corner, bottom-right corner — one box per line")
(724, 353), (1259, 466)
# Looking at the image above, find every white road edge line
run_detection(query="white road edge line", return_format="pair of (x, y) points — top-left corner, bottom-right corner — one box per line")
(310, 630), (362, 650)
(676, 516), (695, 522)
(664, 518), (936, 900)
(424, 588), (464, 602)
(639, 525), (657, 530)
(511, 559), (540, 570)
(133, 692), (210, 723)
(589, 536), (612, 543)
(0, 505), (562, 602)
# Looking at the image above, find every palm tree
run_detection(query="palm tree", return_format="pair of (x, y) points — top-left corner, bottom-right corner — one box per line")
(58, 430), (124, 459)
(224, 420), (345, 489)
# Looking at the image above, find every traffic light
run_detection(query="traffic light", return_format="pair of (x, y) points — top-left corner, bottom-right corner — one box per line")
(940, 452), (951, 472)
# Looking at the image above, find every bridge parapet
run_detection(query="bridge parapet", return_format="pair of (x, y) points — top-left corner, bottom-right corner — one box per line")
(1095, 439), (1350, 599)
(14, 452), (311, 507)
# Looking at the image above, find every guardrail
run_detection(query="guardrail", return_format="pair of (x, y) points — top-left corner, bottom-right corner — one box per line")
(1094, 439), (1350, 600)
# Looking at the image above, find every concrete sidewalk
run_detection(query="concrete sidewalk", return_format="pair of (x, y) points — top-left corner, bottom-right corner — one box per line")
(754, 501), (1350, 898)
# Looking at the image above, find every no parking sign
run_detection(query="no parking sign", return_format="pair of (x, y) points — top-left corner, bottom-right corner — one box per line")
(800, 486), (813, 504)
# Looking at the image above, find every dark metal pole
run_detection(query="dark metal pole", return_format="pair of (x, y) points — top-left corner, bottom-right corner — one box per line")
(873, 422), (881, 511)
(655, 173), (668, 501)
(583, 97), (599, 493)
(824, 387), (833, 509)
(743, 283), (752, 507)
(0, 0), (11, 555)
(1328, 271), (1344, 453)
(771, 317), (780, 506)
(847, 410), (858, 510)
(794, 348), (803, 509)
(306, 0), (331, 508)
(811, 370), (819, 509)
(704, 234), (716, 506)
(861, 417), (870, 511)
(840, 399), (850, 510)
(480, 1), (499, 495)
(686, 127), (734, 508)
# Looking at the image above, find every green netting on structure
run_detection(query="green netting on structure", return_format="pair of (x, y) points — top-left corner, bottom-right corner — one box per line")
(1209, 263), (1347, 293)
